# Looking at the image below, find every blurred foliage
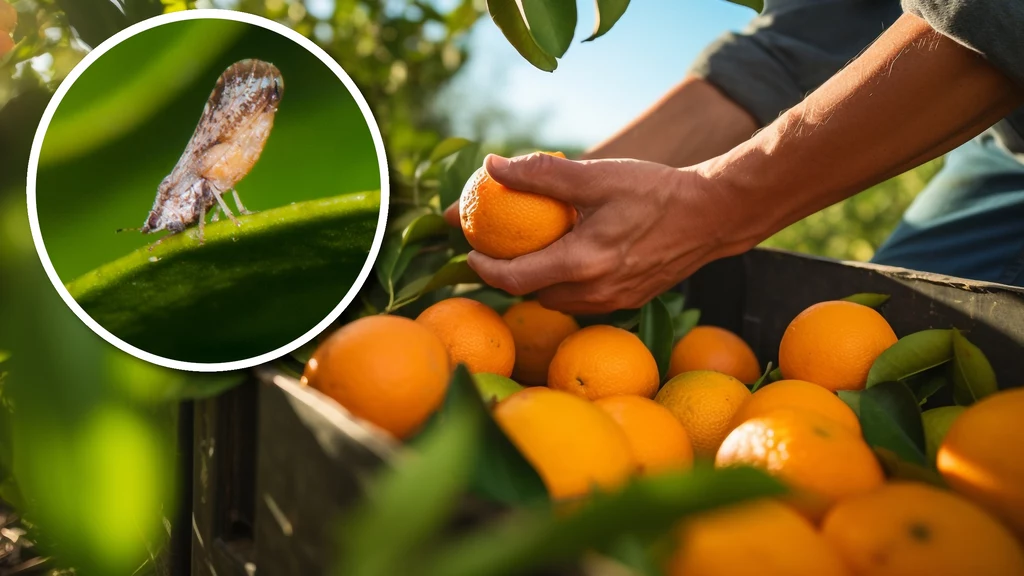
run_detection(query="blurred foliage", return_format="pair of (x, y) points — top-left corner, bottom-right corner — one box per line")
(761, 159), (944, 262)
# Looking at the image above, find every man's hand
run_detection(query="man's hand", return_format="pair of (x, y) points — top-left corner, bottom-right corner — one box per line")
(452, 153), (752, 315)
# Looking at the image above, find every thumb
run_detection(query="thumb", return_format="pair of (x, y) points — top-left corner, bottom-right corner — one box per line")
(485, 153), (598, 206)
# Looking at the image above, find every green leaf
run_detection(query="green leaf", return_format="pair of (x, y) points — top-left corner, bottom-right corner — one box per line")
(521, 0), (577, 58)
(122, 0), (164, 23)
(838, 390), (860, 418)
(429, 137), (474, 164)
(600, 534), (665, 576)
(54, 0), (127, 49)
(950, 328), (997, 406)
(841, 293), (890, 309)
(639, 297), (674, 380)
(440, 142), (481, 211)
(768, 366), (782, 382)
(427, 365), (546, 506)
(906, 371), (949, 406)
(866, 329), (953, 387)
(420, 467), (784, 576)
(749, 362), (773, 393)
(486, 0), (558, 72)
(856, 381), (927, 465)
(0, 351), (9, 365)
(337, 366), (482, 576)
(671, 309), (700, 344)
(66, 191), (380, 363)
(584, 0), (630, 42)
(401, 213), (449, 247)
(393, 254), (481, 308)
(659, 292), (685, 318)
(723, 0), (764, 13)
(872, 447), (945, 487)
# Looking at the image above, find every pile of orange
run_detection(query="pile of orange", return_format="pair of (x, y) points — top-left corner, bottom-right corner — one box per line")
(303, 285), (1024, 573)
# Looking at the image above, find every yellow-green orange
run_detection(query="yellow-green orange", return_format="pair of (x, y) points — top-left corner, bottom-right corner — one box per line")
(655, 370), (750, 458)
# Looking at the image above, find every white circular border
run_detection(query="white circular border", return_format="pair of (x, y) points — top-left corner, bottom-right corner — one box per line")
(26, 9), (390, 373)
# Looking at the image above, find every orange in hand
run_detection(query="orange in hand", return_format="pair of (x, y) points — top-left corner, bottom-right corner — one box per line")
(460, 151), (576, 260)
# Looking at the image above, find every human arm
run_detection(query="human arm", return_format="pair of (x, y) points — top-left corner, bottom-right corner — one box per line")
(467, 13), (1024, 314)
(581, 76), (757, 166)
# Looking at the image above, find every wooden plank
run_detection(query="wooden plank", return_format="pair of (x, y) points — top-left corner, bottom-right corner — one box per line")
(251, 367), (396, 576)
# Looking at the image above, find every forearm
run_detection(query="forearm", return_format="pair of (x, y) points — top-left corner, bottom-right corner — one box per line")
(703, 13), (1024, 251)
(584, 76), (758, 167)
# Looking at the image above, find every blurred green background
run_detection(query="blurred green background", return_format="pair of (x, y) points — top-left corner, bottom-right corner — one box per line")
(37, 17), (380, 280)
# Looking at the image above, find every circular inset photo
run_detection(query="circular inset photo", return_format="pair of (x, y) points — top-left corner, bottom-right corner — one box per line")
(27, 10), (388, 370)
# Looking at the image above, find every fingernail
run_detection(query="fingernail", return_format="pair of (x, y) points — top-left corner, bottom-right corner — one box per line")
(485, 154), (509, 172)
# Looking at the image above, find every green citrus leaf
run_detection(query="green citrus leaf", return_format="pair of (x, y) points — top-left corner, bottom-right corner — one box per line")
(521, 0), (577, 58)
(639, 296), (674, 381)
(428, 137), (474, 165)
(838, 390), (860, 418)
(672, 308), (700, 344)
(866, 329), (953, 387)
(338, 365), (482, 576)
(584, 0), (630, 42)
(486, 0), (558, 72)
(440, 142), (481, 213)
(950, 328), (997, 406)
(855, 381), (927, 465)
(401, 213), (448, 247)
(723, 0), (764, 13)
(749, 361), (774, 393)
(67, 191), (380, 363)
(659, 292), (685, 318)
(906, 370), (949, 406)
(872, 447), (945, 487)
(420, 466), (784, 576)
(840, 293), (890, 309)
(921, 406), (966, 464)
(393, 254), (481, 307)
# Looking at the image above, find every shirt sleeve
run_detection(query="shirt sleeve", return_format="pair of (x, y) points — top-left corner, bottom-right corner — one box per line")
(902, 0), (1024, 88)
(689, 0), (904, 126)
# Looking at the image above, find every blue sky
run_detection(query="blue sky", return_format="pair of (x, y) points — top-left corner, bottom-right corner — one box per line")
(443, 1), (756, 148)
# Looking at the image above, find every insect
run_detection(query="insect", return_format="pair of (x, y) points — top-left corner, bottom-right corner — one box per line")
(123, 59), (284, 249)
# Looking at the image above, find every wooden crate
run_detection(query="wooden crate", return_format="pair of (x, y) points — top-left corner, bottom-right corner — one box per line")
(186, 249), (1024, 575)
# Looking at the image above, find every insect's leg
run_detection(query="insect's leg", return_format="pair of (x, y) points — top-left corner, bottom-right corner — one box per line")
(231, 189), (253, 215)
(210, 204), (222, 223)
(211, 186), (241, 227)
(198, 202), (206, 244)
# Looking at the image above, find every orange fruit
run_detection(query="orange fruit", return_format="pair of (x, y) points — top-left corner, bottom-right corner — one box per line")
(494, 387), (635, 500)
(547, 325), (660, 400)
(731, 379), (861, 435)
(937, 387), (1024, 542)
(416, 297), (515, 377)
(594, 395), (693, 475)
(0, 32), (13, 58)
(822, 482), (1024, 576)
(0, 2), (16, 34)
(668, 499), (849, 576)
(779, 301), (897, 391)
(654, 370), (750, 458)
(459, 151), (576, 259)
(501, 300), (580, 386)
(668, 326), (761, 383)
(302, 315), (450, 439)
(716, 408), (884, 521)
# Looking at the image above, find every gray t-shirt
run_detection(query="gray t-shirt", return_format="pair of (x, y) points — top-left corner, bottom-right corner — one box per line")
(690, 0), (1024, 158)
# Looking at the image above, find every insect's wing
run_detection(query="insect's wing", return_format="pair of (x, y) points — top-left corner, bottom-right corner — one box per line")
(189, 59), (284, 157)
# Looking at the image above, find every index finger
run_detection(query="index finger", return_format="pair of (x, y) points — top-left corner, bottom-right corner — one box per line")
(466, 235), (596, 296)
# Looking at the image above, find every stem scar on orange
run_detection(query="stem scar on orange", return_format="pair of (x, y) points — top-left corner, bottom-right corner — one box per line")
(459, 151), (576, 260)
